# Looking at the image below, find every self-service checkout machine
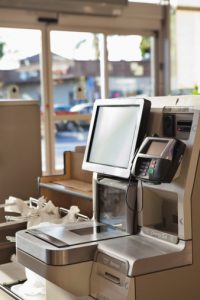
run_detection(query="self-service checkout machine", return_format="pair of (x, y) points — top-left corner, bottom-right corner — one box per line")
(16, 96), (200, 300)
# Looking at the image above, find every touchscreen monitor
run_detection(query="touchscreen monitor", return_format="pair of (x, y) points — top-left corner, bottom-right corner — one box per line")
(82, 98), (151, 178)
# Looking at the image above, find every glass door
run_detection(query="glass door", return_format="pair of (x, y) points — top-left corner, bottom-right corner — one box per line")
(48, 30), (156, 172)
(1, 29), (155, 174)
(50, 31), (102, 170)
(0, 2), (166, 175)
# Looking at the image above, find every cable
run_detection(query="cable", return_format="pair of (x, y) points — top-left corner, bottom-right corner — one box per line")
(124, 174), (136, 212)
(137, 180), (143, 214)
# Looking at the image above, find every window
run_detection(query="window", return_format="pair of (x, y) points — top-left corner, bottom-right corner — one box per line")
(0, 28), (42, 101)
(0, 28), (46, 171)
(107, 35), (153, 98)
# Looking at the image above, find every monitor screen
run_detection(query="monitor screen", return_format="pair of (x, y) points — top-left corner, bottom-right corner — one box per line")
(89, 105), (139, 168)
(146, 141), (168, 156)
(82, 98), (151, 178)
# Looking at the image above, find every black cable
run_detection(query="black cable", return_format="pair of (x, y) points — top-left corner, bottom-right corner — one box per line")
(124, 174), (136, 212)
(124, 145), (140, 212)
(137, 179), (143, 214)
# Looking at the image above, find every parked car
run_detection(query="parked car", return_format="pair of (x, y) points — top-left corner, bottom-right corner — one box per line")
(54, 104), (71, 114)
(54, 104), (72, 132)
(55, 103), (93, 132)
(69, 103), (93, 114)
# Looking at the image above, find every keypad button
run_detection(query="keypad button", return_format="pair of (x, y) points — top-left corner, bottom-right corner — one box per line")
(148, 168), (155, 175)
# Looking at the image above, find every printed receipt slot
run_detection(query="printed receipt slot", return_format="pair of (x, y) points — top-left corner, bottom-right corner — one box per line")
(132, 137), (186, 184)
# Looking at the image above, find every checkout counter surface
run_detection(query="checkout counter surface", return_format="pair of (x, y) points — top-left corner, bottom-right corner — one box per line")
(96, 232), (192, 276)
(17, 222), (192, 277)
(16, 220), (129, 265)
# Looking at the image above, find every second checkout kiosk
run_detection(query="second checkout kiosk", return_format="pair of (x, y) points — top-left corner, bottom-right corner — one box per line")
(16, 96), (200, 300)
